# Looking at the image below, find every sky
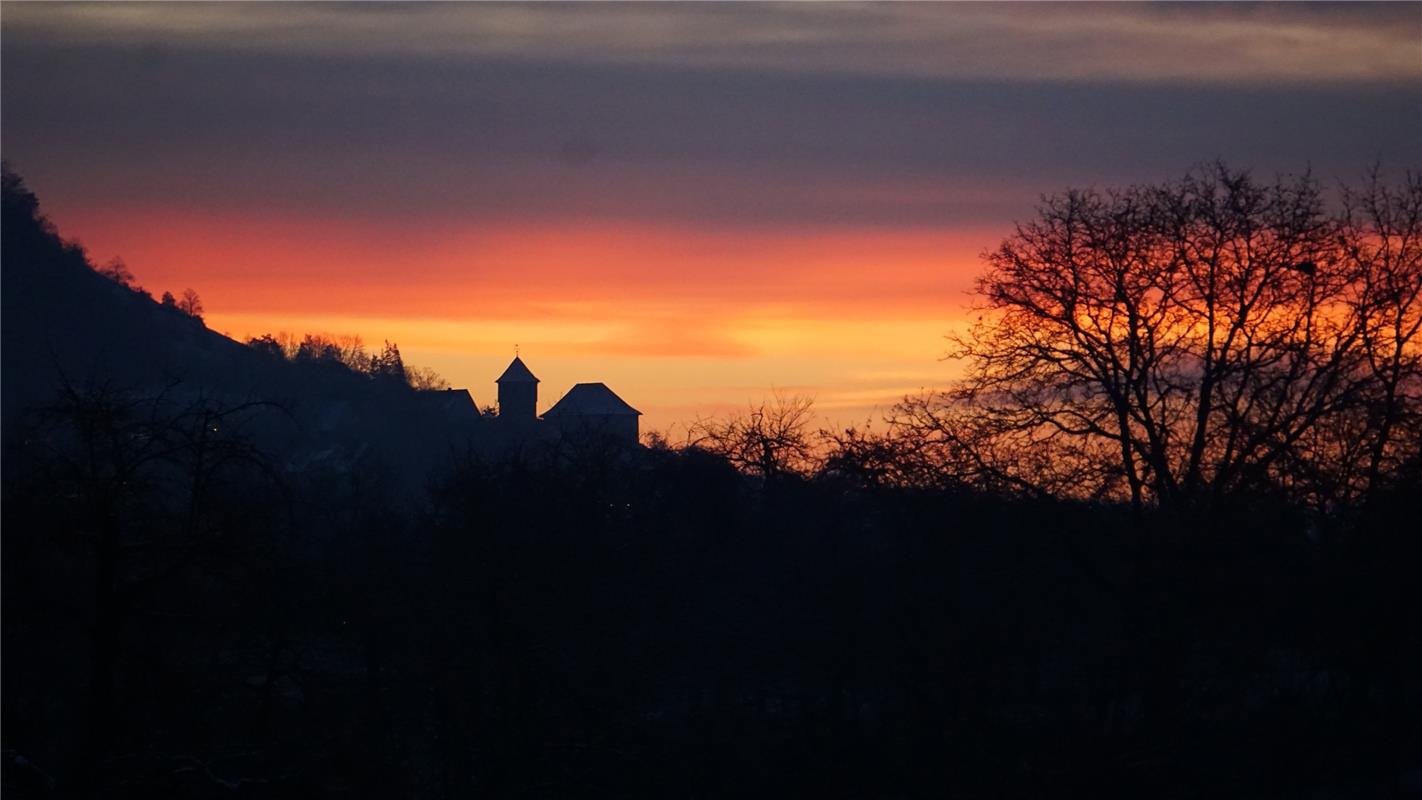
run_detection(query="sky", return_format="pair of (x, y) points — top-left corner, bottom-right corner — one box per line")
(3, 2), (1420, 435)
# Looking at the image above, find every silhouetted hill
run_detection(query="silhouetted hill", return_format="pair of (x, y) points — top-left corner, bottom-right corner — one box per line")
(1, 168), (477, 490)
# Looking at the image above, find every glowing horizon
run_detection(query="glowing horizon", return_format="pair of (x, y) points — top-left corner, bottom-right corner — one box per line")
(4, 3), (1417, 435)
(30, 193), (994, 433)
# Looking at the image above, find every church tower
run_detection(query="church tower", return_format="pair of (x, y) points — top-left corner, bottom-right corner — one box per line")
(496, 355), (539, 422)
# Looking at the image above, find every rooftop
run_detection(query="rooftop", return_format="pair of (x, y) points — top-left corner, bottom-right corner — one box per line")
(543, 382), (642, 417)
(496, 356), (539, 384)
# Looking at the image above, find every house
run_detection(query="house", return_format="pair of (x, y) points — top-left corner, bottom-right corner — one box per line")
(543, 382), (642, 445)
(493, 356), (641, 446)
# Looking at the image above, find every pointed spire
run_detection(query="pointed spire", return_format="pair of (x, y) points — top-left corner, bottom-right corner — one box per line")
(496, 355), (539, 384)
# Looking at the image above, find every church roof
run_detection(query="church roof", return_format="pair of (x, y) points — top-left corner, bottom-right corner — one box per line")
(496, 356), (539, 384)
(543, 383), (641, 417)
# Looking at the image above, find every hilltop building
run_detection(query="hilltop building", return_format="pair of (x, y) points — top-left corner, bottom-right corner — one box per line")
(496, 356), (540, 425)
(543, 382), (642, 444)
(493, 356), (641, 446)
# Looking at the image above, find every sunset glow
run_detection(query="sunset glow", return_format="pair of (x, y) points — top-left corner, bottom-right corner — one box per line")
(5, 2), (1419, 434)
(32, 198), (994, 431)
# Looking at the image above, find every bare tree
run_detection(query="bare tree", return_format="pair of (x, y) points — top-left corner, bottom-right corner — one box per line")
(334, 334), (369, 371)
(11, 377), (288, 790)
(405, 365), (450, 391)
(907, 163), (1420, 513)
(176, 288), (203, 318)
(97, 257), (136, 288)
(687, 393), (819, 479)
(819, 422), (953, 491)
(1338, 169), (1422, 502)
(876, 395), (1100, 497)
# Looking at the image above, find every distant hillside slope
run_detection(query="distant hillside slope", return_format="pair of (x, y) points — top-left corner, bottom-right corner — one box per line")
(1, 168), (480, 490)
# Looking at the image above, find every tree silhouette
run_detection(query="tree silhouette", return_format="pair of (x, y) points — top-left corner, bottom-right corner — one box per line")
(911, 164), (1421, 513)
(405, 364), (449, 390)
(368, 340), (406, 385)
(1339, 169), (1422, 502)
(1, 160), (39, 220)
(7, 378), (288, 793)
(688, 393), (818, 479)
(97, 257), (136, 288)
(294, 333), (367, 370)
(245, 330), (448, 388)
(176, 288), (203, 318)
(245, 333), (285, 359)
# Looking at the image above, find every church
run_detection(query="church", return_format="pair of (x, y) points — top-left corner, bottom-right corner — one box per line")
(494, 355), (642, 446)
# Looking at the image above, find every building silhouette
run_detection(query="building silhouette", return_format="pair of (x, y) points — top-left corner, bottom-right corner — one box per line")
(543, 382), (642, 444)
(496, 355), (540, 424)
(493, 356), (641, 446)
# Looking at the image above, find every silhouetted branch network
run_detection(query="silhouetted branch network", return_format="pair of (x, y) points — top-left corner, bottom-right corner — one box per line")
(892, 163), (1421, 512)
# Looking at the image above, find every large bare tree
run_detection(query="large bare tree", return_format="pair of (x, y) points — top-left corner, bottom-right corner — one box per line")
(898, 164), (1421, 513)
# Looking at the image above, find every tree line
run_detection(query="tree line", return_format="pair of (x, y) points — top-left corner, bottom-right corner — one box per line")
(244, 331), (450, 391)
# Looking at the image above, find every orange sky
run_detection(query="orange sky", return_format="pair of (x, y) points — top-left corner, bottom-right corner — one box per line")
(39, 195), (994, 434)
(7, 3), (1417, 436)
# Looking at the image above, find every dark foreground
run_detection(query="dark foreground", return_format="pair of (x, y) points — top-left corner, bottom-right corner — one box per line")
(5, 441), (1420, 798)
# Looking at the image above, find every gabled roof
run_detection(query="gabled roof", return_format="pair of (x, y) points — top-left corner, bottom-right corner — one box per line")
(542, 383), (641, 417)
(496, 356), (539, 384)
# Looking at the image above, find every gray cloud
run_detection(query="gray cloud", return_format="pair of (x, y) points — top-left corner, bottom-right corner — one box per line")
(4, 2), (1419, 85)
(2, 4), (1418, 229)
